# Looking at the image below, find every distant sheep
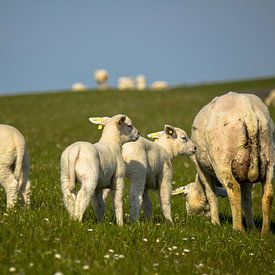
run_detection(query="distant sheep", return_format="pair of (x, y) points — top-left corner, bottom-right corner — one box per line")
(135, 75), (147, 90)
(0, 125), (30, 208)
(118, 77), (135, 90)
(94, 69), (108, 89)
(151, 81), (169, 90)
(264, 89), (275, 107)
(71, 82), (87, 92)
(60, 114), (139, 225)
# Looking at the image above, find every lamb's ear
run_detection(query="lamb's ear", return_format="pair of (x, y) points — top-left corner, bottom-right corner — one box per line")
(147, 131), (164, 140)
(88, 117), (110, 130)
(117, 115), (126, 125)
(164, 125), (177, 138)
(171, 186), (186, 196)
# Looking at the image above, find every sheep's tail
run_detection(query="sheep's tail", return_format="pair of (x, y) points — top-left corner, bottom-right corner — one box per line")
(14, 140), (25, 182)
(243, 98), (259, 182)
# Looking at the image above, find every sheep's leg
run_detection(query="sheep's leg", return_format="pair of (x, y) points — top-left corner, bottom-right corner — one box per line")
(158, 170), (173, 224)
(111, 177), (124, 226)
(129, 176), (146, 221)
(195, 165), (220, 225)
(240, 183), (255, 230)
(261, 163), (274, 235)
(216, 171), (243, 232)
(61, 177), (76, 217)
(1, 172), (19, 209)
(142, 189), (152, 220)
(93, 189), (105, 221)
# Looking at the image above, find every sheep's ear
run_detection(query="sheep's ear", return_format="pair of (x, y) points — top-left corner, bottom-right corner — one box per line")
(89, 117), (109, 130)
(164, 125), (177, 138)
(147, 131), (164, 140)
(117, 115), (126, 125)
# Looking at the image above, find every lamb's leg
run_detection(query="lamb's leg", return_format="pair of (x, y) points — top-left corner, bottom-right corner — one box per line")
(129, 176), (146, 222)
(19, 152), (31, 206)
(240, 183), (255, 230)
(93, 189), (105, 221)
(158, 169), (173, 224)
(61, 176), (76, 217)
(74, 174), (97, 222)
(102, 188), (110, 202)
(142, 189), (152, 220)
(1, 172), (19, 209)
(111, 177), (124, 226)
(261, 162), (274, 235)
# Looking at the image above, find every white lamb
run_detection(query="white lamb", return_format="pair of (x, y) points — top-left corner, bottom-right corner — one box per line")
(0, 125), (30, 208)
(151, 81), (169, 91)
(102, 125), (196, 223)
(117, 77), (135, 90)
(60, 114), (139, 225)
(94, 69), (108, 89)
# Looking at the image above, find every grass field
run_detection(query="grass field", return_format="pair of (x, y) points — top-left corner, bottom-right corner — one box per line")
(1, 78), (275, 274)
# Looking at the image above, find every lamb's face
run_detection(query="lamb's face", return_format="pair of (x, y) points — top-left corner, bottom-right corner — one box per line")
(183, 182), (209, 216)
(165, 125), (196, 157)
(117, 115), (139, 144)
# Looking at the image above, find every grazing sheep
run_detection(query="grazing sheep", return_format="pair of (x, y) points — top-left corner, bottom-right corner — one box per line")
(103, 125), (196, 223)
(117, 77), (135, 90)
(151, 81), (169, 91)
(264, 89), (275, 107)
(71, 82), (87, 92)
(94, 69), (108, 89)
(186, 92), (274, 235)
(135, 75), (147, 90)
(0, 125), (30, 208)
(60, 114), (139, 225)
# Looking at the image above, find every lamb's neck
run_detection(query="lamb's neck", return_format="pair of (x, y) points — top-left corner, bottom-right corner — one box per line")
(98, 128), (123, 149)
(156, 139), (176, 160)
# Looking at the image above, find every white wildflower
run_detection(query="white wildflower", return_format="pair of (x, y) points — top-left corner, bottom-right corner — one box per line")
(104, 254), (110, 259)
(9, 267), (16, 273)
(54, 253), (62, 259)
(87, 228), (93, 232)
(183, 249), (190, 253)
(83, 265), (90, 270)
(156, 238), (160, 243)
(172, 246), (177, 250)
(143, 238), (148, 242)
(108, 249), (114, 253)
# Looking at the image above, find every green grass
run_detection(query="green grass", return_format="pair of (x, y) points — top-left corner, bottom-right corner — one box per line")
(1, 78), (275, 274)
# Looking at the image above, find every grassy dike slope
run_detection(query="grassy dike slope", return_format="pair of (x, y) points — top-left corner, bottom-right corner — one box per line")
(0, 77), (275, 274)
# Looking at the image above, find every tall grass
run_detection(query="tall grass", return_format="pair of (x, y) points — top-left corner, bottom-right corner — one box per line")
(0, 79), (275, 274)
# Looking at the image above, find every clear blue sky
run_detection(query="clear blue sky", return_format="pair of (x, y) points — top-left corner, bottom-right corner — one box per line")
(1, 0), (275, 94)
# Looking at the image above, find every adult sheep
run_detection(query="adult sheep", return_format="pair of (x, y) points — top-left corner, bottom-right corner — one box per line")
(0, 125), (30, 208)
(185, 92), (274, 235)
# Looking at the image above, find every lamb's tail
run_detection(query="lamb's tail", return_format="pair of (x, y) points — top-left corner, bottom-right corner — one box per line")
(243, 98), (259, 182)
(14, 140), (26, 182)
(67, 146), (80, 190)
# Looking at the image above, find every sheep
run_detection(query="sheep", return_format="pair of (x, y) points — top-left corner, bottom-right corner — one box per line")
(0, 125), (30, 208)
(185, 92), (274, 235)
(117, 77), (135, 90)
(135, 75), (147, 90)
(264, 89), (275, 107)
(60, 114), (139, 225)
(101, 125), (196, 223)
(94, 69), (108, 89)
(151, 81), (169, 91)
(71, 82), (87, 92)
